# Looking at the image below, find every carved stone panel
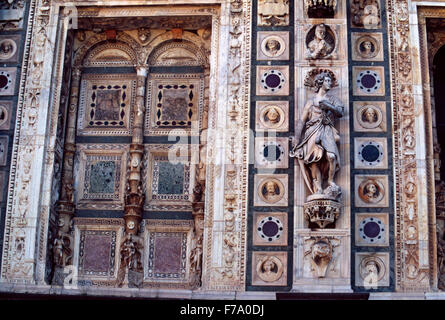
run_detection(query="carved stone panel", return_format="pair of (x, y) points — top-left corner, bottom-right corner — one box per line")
(258, 0), (289, 26)
(0, 35), (20, 63)
(305, 24), (338, 60)
(255, 101), (289, 132)
(0, 68), (16, 96)
(355, 175), (389, 208)
(353, 66), (385, 96)
(256, 66), (290, 96)
(0, 136), (8, 166)
(253, 212), (288, 246)
(351, 32), (383, 61)
(0, 0), (25, 31)
(254, 174), (288, 207)
(355, 252), (389, 288)
(252, 251), (287, 286)
(350, 0), (381, 29)
(77, 74), (136, 136)
(0, 101), (12, 130)
(145, 74), (204, 136)
(257, 31), (289, 61)
(255, 137), (289, 169)
(354, 137), (388, 169)
(294, 230), (349, 283)
(353, 101), (386, 132)
(74, 220), (124, 284)
(355, 213), (389, 247)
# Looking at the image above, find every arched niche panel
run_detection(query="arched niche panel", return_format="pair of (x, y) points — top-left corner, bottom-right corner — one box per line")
(146, 31), (209, 67)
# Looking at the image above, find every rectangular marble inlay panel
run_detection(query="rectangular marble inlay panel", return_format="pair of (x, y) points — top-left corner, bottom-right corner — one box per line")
(83, 156), (121, 200)
(151, 155), (190, 201)
(145, 74), (203, 136)
(77, 74), (136, 136)
(79, 230), (116, 277)
(147, 232), (187, 280)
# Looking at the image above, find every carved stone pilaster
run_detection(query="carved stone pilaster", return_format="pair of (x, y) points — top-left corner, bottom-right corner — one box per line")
(52, 68), (81, 284)
(123, 66), (147, 235)
(118, 66), (147, 288)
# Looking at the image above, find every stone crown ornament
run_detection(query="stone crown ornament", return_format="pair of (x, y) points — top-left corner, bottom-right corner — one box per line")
(306, 0), (337, 18)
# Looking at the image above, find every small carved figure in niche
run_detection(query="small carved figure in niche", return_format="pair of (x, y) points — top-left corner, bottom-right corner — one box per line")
(258, 0), (289, 26)
(64, 178), (74, 203)
(437, 227), (445, 290)
(364, 181), (378, 198)
(76, 30), (86, 42)
(265, 107), (281, 124)
(0, 40), (14, 60)
(306, 24), (334, 60)
(407, 225), (416, 240)
(118, 234), (143, 277)
(53, 231), (64, 266)
(52, 230), (72, 267)
(362, 106), (378, 124)
(358, 179), (384, 204)
(14, 232), (25, 261)
(138, 28), (150, 44)
(257, 256), (283, 282)
(190, 233), (203, 275)
(290, 70), (344, 199)
(362, 260), (379, 289)
(265, 39), (281, 56)
(193, 182), (203, 203)
(261, 180), (282, 203)
(360, 40), (374, 57)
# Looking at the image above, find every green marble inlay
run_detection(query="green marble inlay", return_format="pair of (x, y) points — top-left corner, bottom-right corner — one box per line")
(89, 161), (116, 194)
(158, 162), (184, 195)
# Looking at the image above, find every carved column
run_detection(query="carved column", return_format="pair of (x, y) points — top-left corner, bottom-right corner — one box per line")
(117, 65), (147, 288)
(52, 67), (81, 284)
(124, 65), (147, 235)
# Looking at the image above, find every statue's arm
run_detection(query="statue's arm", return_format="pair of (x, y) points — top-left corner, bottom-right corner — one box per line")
(320, 98), (344, 118)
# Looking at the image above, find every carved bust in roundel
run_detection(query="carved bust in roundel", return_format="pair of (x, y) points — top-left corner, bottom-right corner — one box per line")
(306, 24), (335, 60)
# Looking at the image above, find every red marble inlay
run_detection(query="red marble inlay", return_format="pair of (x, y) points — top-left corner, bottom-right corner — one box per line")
(83, 234), (112, 273)
(153, 235), (182, 274)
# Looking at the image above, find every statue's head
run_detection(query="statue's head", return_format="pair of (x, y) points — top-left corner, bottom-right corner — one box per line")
(265, 181), (277, 195)
(315, 24), (326, 40)
(314, 72), (332, 92)
(266, 107), (280, 123)
(364, 107), (376, 122)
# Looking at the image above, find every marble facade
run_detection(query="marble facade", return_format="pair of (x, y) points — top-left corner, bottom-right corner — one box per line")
(0, 0), (443, 299)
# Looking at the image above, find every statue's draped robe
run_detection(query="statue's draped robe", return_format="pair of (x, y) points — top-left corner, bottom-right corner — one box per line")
(296, 94), (342, 176)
